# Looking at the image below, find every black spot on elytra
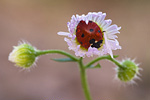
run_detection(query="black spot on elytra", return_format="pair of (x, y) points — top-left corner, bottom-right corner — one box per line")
(98, 30), (100, 33)
(89, 39), (95, 44)
(89, 29), (94, 32)
(80, 42), (82, 44)
(81, 33), (84, 37)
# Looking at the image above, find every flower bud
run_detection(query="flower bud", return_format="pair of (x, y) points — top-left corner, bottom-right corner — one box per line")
(8, 42), (38, 68)
(116, 59), (140, 83)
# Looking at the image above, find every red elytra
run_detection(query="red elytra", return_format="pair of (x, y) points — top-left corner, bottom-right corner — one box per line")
(76, 20), (103, 49)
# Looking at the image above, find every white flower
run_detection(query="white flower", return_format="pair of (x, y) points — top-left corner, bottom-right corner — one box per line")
(58, 12), (121, 57)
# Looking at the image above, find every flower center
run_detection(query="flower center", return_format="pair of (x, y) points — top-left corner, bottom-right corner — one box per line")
(76, 20), (103, 49)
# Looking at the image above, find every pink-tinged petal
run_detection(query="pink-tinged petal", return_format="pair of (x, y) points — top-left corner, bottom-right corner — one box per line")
(97, 12), (103, 16)
(86, 47), (95, 57)
(106, 24), (119, 31)
(104, 33), (113, 58)
(72, 34), (76, 40)
(86, 47), (101, 57)
(117, 26), (121, 30)
(57, 32), (70, 36)
(96, 13), (106, 25)
(64, 38), (77, 51)
(101, 13), (106, 22)
(64, 38), (72, 48)
(87, 14), (93, 21)
(64, 38), (86, 57)
(74, 45), (86, 57)
(103, 19), (112, 29)
(108, 39), (122, 50)
(75, 50), (86, 57)
(107, 34), (118, 39)
(100, 21), (107, 28)
(98, 13), (106, 25)
(107, 30), (120, 35)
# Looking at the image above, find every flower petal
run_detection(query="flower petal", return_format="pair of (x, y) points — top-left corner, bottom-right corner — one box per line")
(108, 39), (122, 50)
(57, 32), (70, 36)
(104, 33), (113, 58)
(106, 24), (119, 31)
(107, 34), (118, 39)
(103, 19), (112, 29)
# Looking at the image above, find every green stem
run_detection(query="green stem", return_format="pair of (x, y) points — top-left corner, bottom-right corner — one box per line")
(78, 57), (92, 100)
(36, 50), (122, 100)
(85, 55), (123, 69)
(36, 50), (79, 61)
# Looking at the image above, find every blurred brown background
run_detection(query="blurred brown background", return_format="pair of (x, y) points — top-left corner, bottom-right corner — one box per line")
(0, 0), (149, 100)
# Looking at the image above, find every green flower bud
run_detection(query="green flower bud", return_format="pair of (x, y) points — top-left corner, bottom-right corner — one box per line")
(116, 59), (141, 83)
(8, 42), (38, 68)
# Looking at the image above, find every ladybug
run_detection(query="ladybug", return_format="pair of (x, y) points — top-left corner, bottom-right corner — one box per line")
(76, 20), (104, 49)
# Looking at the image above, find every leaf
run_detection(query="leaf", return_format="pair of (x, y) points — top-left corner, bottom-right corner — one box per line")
(51, 58), (76, 62)
(87, 63), (101, 69)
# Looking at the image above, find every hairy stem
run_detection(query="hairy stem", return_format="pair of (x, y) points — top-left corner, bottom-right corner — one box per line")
(36, 50), (79, 61)
(85, 55), (123, 69)
(78, 57), (92, 100)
